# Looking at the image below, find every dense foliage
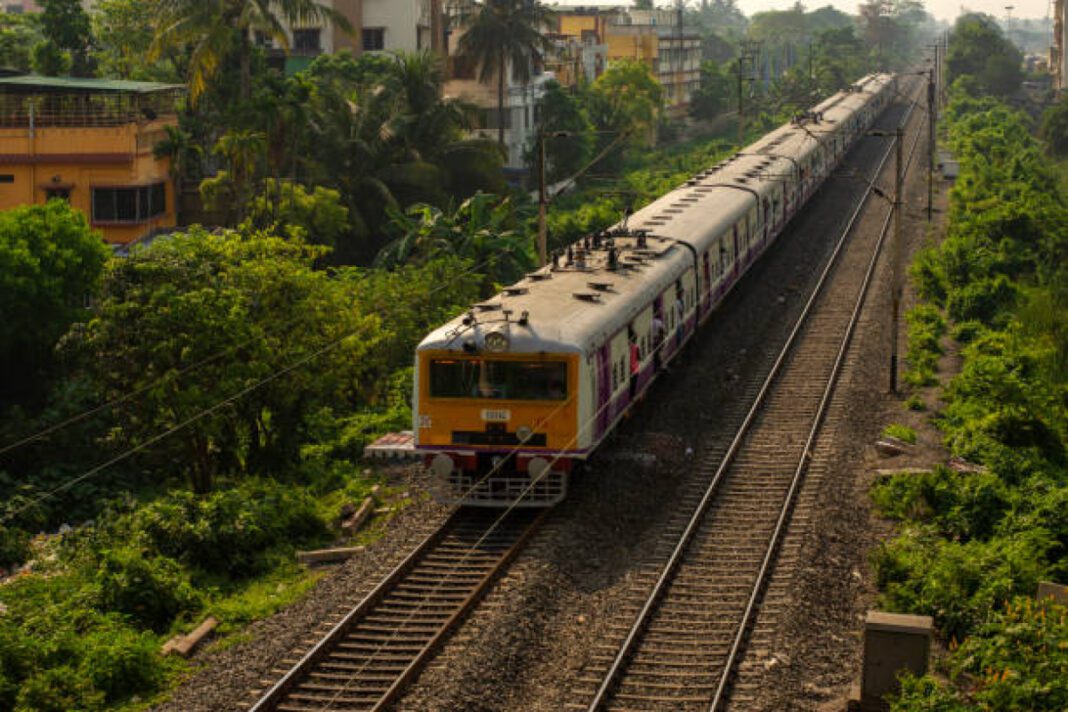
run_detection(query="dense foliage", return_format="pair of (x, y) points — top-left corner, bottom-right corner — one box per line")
(0, 478), (327, 710)
(0, 202), (109, 407)
(945, 14), (1023, 98)
(873, 63), (1068, 708)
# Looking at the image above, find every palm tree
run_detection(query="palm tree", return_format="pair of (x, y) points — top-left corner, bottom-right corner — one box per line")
(152, 0), (352, 103)
(154, 124), (204, 223)
(457, 0), (554, 146)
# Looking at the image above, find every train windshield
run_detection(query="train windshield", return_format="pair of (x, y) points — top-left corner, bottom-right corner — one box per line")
(429, 359), (567, 401)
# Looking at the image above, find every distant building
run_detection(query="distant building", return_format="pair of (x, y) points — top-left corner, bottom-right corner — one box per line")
(0, 75), (183, 246)
(552, 5), (701, 114)
(443, 2), (550, 175)
(607, 8), (701, 114)
(1, 1), (40, 13)
(269, 0), (443, 74)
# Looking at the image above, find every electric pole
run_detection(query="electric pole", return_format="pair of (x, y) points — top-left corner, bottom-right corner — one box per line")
(926, 64), (935, 222)
(537, 129), (547, 266)
(890, 126), (904, 394)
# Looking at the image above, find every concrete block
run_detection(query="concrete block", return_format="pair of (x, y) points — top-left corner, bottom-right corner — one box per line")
(859, 611), (932, 711)
(1036, 581), (1068, 605)
(161, 616), (218, 657)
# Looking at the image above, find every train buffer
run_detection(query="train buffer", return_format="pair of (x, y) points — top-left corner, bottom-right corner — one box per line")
(363, 430), (418, 460)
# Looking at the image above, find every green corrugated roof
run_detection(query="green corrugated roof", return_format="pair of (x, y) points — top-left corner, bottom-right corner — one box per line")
(0, 75), (184, 94)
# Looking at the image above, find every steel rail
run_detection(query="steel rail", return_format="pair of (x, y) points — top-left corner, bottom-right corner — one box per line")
(249, 508), (546, 712)
(585, 78), (925, 712)
(708, 81), (926, 712)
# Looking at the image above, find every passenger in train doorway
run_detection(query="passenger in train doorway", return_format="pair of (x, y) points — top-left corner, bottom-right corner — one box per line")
(652, 313), (666, 373)
(628, 329), (640, 399)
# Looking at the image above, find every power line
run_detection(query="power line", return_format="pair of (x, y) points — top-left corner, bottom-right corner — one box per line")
(1, 257), (493, 526)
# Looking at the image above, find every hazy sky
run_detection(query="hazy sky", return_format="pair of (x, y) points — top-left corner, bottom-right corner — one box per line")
(551, 0), (1053, 24)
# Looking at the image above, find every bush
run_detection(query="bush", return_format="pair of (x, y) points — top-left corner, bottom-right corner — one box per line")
(0, 525), (29, 570)
(131, 480), (327, 577)
(15, 665), (103, 712)
(946, 274), (1019, 325)
(882, 424), (917, 444)
(892, 674), (972, 711)
(873, 528), (1051, 641)
(871, 466), (1009, 540)
(93, 547), (200, 632)
(77, 622), (166, 703)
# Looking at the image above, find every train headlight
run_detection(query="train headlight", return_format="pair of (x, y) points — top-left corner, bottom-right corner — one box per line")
(516, 425), (534, 443)
(484, 331), (509, 353)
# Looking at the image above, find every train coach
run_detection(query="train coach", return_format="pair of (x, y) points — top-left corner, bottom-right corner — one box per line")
(413, 73), (897, 507)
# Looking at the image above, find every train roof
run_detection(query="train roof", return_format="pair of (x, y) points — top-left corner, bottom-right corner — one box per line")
(417, 74), (895, 358)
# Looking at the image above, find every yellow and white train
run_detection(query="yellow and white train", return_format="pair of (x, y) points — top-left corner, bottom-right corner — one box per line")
(414, 74), (897, 507)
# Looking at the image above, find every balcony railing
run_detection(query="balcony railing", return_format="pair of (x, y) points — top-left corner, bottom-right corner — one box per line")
(0, 90), (182, 129)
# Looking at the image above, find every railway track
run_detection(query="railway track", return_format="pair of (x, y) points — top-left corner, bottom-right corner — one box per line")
(248, 507), (544, 712)
(568, 80), (927, 712)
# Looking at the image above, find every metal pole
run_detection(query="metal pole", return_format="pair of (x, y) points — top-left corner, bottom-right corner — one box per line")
(890, 126), (903, 394)
(927, 68), (935, 222)
(537, 129), (547, 267)
(737, 55), (744, 146)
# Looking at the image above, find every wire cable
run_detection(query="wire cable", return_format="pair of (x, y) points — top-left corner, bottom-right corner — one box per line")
(0, 257), (493, 525)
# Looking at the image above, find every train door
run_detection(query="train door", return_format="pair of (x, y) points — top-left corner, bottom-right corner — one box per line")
(595, 343), (611, 440)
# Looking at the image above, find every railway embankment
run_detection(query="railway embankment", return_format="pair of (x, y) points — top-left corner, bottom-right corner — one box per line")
(862, 86), (1068, 710)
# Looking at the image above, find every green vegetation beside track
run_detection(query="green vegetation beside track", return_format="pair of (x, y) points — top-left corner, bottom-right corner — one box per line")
(870, 15), (1068, 710)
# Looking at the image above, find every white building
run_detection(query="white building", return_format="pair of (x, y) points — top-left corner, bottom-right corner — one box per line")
(272, 0), (441, 72)
(443, 4), (551, 175)
(444, 67), (553, 174)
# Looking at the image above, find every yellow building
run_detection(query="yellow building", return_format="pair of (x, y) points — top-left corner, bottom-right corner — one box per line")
(0, 76), (183, 246)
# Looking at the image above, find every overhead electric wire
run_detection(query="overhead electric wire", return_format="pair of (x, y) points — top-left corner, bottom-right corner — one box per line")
(1, 256), (493, 525)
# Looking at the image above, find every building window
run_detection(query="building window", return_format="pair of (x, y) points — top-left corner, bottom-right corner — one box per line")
(293, 28), (321, 54)
(362, 28), (385, 51)
(92, 183), (166, 223)
(0, 174), (13, 184)
(45, 188), (70, 202)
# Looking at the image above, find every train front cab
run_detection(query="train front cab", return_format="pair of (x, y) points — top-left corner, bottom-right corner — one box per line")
(415, 350), (581, 507)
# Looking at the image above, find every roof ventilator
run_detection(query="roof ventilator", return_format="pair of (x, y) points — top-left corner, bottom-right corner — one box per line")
(573, 292), (602, 303)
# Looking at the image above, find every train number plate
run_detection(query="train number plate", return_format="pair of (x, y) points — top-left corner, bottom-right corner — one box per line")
(481, 408), (511, 422)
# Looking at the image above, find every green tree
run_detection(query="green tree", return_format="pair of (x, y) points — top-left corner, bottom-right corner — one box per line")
(584, 59), (663, 150)
(39, 0), (94, 76)
(947, 13), (1023, 98)
(244, 179), (352, 257)
(0, 13), (43, 71)
(31, 39), (71, 76)
(91, 0), (179, 81)
(70, 228), (378, 493)
(457, 0), (554, 146)
(0, 202), (108, 406)
(378, 192), (535, 295)
(1040, 98), (1068, 157)
(154, 124), (203, 222)
(690, 60), (732, 121)
(200, 128), (266, 223)
(152, 0), (352, 102)
(529, 80), (594, 183)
